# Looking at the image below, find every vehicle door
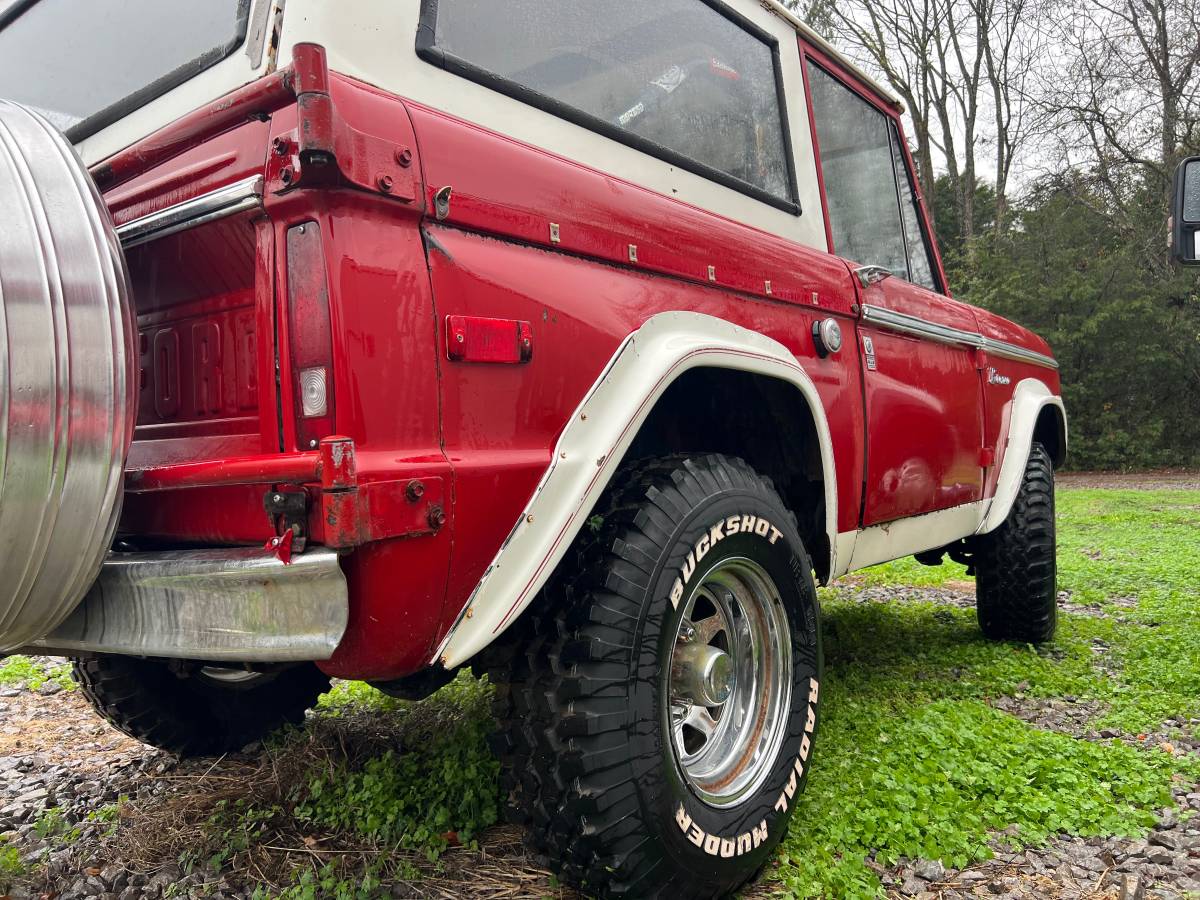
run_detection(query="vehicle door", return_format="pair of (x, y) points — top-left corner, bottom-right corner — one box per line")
(803, 52), (985, 526)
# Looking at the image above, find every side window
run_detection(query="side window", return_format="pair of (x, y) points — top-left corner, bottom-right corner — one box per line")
(0, 0), (250, 141)
(418, 0), (797, 209)
(805, 63), (907, 276)
(806, 61), (939, 290)
(889, 121), (938, 291)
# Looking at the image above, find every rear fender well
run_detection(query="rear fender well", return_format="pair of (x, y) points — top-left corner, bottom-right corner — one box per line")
(625, 367), (831, 582)
(432, 311), (839, 668)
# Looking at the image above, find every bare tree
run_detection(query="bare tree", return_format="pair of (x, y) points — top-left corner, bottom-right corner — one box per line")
(825, 0), (987, 241)
(818, 0), (1049, 241)
(1049, 0), (1200, 204)
(824, 0), (950, 226)
(971, 0), (1051, 228)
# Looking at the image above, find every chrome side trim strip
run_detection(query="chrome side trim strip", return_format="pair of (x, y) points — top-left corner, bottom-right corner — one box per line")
(33, 547), (348, 661)
(860, 304), (1058, 370)
(978, 337), (1060, 369)
(116, 175), (264, 249)
(860, 305), (978, 349)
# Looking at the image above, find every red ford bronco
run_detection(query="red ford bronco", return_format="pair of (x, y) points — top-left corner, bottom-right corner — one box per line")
(0, 1), (1068, 896)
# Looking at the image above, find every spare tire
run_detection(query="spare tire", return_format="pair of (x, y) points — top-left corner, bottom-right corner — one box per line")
(0, 100), (136, 650)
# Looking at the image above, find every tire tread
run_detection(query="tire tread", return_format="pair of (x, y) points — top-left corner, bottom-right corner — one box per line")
(975, 442), (1058, 643)
(484, 454), (801, 899)
(73, 656), (330, 757)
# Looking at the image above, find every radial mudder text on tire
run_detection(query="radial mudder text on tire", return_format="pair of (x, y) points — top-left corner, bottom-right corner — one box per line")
(486, 455), (823, 899)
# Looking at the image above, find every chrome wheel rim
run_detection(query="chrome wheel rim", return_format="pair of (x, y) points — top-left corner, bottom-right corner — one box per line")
(667, 557), (792, 808)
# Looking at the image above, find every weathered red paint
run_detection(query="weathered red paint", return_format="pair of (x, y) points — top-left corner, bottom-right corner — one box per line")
(265, 45), (417, 202)
(126, 452), (320, 493)
(854, 277), (987, 524)
(91, 69), (294, 194)
(102, 43), (1058, 682)
(319, 436), (356, 490)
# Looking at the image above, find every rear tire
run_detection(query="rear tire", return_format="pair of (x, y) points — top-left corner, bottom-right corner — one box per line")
(486, 455), (822, 899)
(974, 442), (1058, 643)
(72, 656), (330, 756)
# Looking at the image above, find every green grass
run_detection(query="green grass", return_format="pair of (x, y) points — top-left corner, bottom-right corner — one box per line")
(292, 672), (499, 855)
(0, 655), (74, 691)
(32, 807), (80, 845)
(314, 678), (406, 713)
(286, 487), (1197, 899)
(773, 488), (1200, 897)
(0, 838), (25, 889)
(191, 672), (500, 897)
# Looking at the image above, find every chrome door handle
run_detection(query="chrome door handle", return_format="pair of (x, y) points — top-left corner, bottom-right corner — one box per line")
(855, 265), (894, 288)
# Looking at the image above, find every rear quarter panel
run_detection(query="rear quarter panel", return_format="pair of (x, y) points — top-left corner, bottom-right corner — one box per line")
(413, 103), (866, 656)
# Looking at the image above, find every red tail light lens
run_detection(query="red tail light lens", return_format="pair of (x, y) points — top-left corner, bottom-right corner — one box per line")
(286, 222), (335, 449)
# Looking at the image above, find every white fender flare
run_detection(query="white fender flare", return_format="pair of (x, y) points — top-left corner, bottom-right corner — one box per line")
(976, 378), (1068, 535)
(434, 311), (839, 668)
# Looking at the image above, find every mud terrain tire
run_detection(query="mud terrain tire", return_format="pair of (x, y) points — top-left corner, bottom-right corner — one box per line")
(73, 656), (330, 756)
(0, 100), (136, 650)
(974, 442), (1058, 642)
(486, 455), (822, 900)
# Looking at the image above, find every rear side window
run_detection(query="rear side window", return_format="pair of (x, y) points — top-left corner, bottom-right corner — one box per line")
(417, 0), (799, 212)
(805, 61), (939, 291)
(0, 0), (250, 142)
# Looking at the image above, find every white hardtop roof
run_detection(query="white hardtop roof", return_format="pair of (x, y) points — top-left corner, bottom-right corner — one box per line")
(757, 0), (904, 113)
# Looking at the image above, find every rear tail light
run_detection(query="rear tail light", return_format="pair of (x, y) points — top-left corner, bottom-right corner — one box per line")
(286, 222), (335, 449)
(299, 367), (329, 418)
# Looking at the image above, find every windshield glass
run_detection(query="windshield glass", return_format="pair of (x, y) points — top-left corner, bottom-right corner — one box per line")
(0, 0), (249, 140)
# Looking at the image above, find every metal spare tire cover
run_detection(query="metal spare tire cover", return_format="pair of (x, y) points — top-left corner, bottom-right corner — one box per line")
(0, 100), (136, 650)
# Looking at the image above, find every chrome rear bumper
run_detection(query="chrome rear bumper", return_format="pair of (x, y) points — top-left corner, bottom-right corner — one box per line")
(32, 548), (348, 662)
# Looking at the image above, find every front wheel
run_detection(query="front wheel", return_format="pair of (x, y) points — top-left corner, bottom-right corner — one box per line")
(487, 455), (822, 899)
(974, 442), (1058, 642)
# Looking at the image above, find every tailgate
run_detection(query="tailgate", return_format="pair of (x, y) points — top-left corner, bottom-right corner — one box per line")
(107, 123), (276, 472)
